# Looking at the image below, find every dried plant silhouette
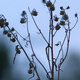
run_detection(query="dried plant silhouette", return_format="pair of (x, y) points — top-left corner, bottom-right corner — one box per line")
(0, 0), (78, 80)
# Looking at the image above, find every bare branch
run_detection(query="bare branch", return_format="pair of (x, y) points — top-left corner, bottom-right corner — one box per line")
(28, 7), (49, 45)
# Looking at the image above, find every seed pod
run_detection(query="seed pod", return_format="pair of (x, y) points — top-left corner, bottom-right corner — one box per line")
(66, 6), (70, 9)
(60, 11), (65, 15)
(11, 27), (15, 32)
(60, 6), (63, 10)
(11, 38), (16, 42)
(55, 24), (61, 30)
(16, 49), (21, 54)
(20, 18), (26, 23)
(0, 23), (4, 28)
(21, 10), (26, 16)
(54, 17), (58, 22)
(55, 43), (59, 46)
(5, 22), (9, 26)
(62, 14), (68, 20)
(60, 21), (65, 25)
(0, 19), (4, 28)
(75, 13), (77, 17)
(28, 69), (32, 74)
(46, 1), (52, 7)
(50, 5), (55, 11)
(31, 10), (38, 16)
(7, 33), (11, 37)
(42, 0), (46, 3)
(3, 30), (8, 35)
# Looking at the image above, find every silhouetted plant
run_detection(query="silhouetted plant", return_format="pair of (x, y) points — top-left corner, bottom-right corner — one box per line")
(0, 0), (78, 80)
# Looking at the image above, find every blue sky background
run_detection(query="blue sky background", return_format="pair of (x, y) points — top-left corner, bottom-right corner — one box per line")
(0, 0), (80, 79)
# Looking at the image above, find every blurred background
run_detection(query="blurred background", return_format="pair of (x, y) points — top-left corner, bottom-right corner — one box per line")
(0, 0), (80, 80)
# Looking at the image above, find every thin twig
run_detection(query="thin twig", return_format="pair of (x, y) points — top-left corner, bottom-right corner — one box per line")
(55, 30), (68, 62)
(26, 13), (50, 78)
(28, 7), (49, 45)
(70, 17), (78, 31)
(53, 0), (56, 4)
(15, 29), (28, 41)
(7, 25), (41, 80)
(57, 21), (71, 80)
(13, 53), (17, 64)
(53, 30), (57, 37)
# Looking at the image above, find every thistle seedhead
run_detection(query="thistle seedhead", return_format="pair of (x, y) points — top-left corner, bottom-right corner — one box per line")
(7, 33), (11, 37)
(11, 38), (16, 42)
(55, 24), (61, 30)
(20, 18), (26, 23)
(54, 17), (59, 22)
(28, 69), (33, 74)
(50, 5), (55, 11)
(66, 6), (70, 9)
(0, 19), (4, 28)
(46, 1), (52, 7)
(60, 20), (65, 25)
(62, 14), (68, 20)
(5, 22), (9, 26)
(60, 11), (65, 15)
(3, 30), (8, 35)
(60, 6), (64, 10)
(31, 9), (38, 16)
(21, 10), (26, 16)
(42, 0), (46, 3)
(75, 13), (78, 17)
(10, 27), (15, 32)
(16, 49), (21, 54)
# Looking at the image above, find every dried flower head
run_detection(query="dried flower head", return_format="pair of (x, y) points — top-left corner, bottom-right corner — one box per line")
(28, 69), (32, 74)
(60, 6), (63, 10)
(31, 9), (38, 16)
(21, 10), (26, 16)
(66, 6), (70, 9)
(62, 14), (68, 20)
(50, 5), (55, 11)
(60, 11), (65, 15)
(11, 27), (15, 32)
(7, 33), (11, 37)
(55, 24), (61, 30)
(46, 1), (52, 7)
(60, 20), (65, 25)
(5, 22), (9, 26)
(11, 38), (16, 42)
(3, 30), (8, 35)
(54, 17), (58, 22)
(42, 0), (46, 3)
(20, 18), (26, 23)
(75, 13), (78, 17)
(16, 49), (21, 54)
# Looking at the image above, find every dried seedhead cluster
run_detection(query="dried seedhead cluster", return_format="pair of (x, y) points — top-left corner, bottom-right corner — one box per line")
(0, 0), (78, 80)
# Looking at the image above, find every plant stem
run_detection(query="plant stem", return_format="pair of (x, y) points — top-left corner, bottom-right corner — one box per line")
(50, 10), (54, 80)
